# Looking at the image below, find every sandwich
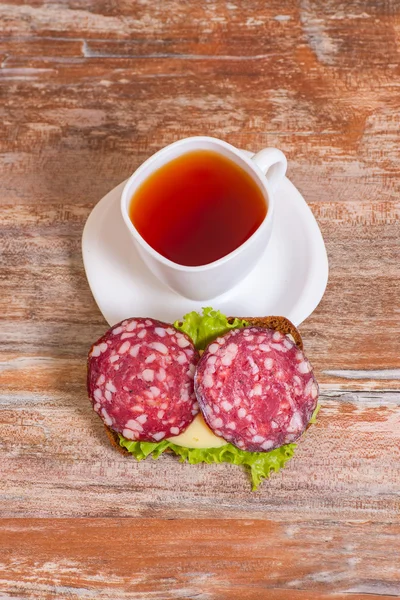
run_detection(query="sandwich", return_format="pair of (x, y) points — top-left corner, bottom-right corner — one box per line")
(87, 307), (319, 490)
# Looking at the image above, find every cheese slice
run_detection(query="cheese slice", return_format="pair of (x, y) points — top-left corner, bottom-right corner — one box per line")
(167, 413), (227, 449)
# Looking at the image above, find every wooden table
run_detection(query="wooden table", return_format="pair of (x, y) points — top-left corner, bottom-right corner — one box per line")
(1, 1), (400, 598)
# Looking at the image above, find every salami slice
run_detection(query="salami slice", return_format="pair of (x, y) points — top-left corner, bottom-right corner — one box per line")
(194, 327), (318, 452)
(87, 318), (199, 442)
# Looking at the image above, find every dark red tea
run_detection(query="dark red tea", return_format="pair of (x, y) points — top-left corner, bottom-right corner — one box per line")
(129, 150), (267, 267)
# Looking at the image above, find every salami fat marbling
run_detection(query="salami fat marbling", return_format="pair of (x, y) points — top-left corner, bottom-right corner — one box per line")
(87, 318), (199, 442)
(195, 327), (318, 452)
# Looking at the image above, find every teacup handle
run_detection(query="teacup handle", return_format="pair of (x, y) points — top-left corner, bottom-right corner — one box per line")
(251, 148), (287, 193)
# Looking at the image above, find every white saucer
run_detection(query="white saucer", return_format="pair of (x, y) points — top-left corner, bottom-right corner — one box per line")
(82, 150), (328, 327)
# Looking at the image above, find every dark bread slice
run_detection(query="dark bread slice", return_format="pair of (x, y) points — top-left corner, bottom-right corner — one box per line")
(105, 424), (131, 456)
(104, 315), (302, 454)
(230, 315), (303, 350)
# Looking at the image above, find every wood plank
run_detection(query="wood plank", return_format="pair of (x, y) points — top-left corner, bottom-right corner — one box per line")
(1, 200), (398, 384)
(1, 389), (399, 519)
(1, 1), (400, 209)
(1, 519), (399, 599)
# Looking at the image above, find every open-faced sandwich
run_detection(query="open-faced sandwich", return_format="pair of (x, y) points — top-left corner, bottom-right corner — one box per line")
(87, 308), (319, 490)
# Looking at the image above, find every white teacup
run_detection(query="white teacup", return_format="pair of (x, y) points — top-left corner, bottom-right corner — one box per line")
(121, 136), (287, 301)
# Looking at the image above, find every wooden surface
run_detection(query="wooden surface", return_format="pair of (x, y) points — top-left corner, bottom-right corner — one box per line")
(1, 0), (400, 598)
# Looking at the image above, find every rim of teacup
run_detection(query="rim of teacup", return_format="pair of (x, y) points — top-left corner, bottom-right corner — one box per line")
(120, 136), (275, 272)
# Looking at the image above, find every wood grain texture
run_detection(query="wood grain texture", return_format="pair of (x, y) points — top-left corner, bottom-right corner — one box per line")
(1, 0), (400, 597)
(1, 519), (400, 600)
(1, 387), (400, 520)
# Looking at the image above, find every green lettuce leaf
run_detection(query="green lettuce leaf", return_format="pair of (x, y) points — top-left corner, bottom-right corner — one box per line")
(309, 403), (320, 424)
(119, 436), (296, 491)
(174, 307), (248, 350)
